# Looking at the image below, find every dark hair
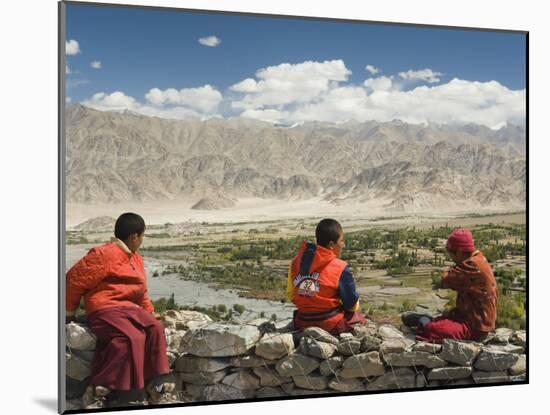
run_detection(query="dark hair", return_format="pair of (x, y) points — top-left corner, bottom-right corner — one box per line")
(114, 212), (146, 241)
(315, 218), (343, 248)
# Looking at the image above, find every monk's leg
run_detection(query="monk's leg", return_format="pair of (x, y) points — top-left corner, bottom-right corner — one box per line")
(416, 318), (471, 342)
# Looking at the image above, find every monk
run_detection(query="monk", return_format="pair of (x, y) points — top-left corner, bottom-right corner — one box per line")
(66, 212), (174, 408)
(287, 218), (367, 335)
(401, 228), (498, 342)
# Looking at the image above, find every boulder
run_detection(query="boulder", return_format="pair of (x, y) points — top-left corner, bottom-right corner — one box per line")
(383, 351), (447, 368)
(361, 336), (383, 353)
(300, 327), (339, 345)
(492, 328), (514, 344)
(328, 377), (366, 392)
(253, 367), (292, 387)
(174, 355), (231, 373)
(65, 353), (91, 381)
(66, 323), (97, 351)
(378, 325), (404, 340)
(472, 371), (509, 384)
(161, 309), (212, 331)
(413, 342), (442, 354)
(427, 367), (472, 380)
(319, 356), (345, 376)
(352, 323), (379, 339)
(366, 368), (416, 390)
(178, 369), (227, 385)
(180, 323), (261, 357)
(339, 352), (386, 378)
(379, 338), (415, 354)
(255, 333), (295, 360)
(275, 354), (319, 378)
(222, 371), (260, 390)
(439, 339), (481, 366)
(474, 349), (520, 371)
(231, 355), (277, 368)
(509, 354), (526, 376)
(337, 338), (362, 356)
(292, 374), (329, 390)
(510, 330), (526, 348)
(299, 337), (337, 359)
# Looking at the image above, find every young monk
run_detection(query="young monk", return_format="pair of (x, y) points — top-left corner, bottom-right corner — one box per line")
(287, 218), (367, 335)
(401, 228), (498, 342)
(66, 212), (174, 408)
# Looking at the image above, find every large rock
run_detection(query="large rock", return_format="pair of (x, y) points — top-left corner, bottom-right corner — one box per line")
(366, 368), (416, 390)
(383, 351), (447, 368)
(482, 343), (524, 354)
(231, 355), (277, 368)
(253, 367), (292, 387)
(439, 339), (481, 366)
(510, 330), (526, 348)
(255, 333), (295, 360)
(319, 356), (345, 376)
(361, 336), (383, 353)
(378, 325), (405, 340)
(379, 338), (415, 354)
(66, 323), (97, 351)
(201, 384), (255, 401)
(275, 354), (319, 378)
(299, 337), (337, 359)
(472, 371), (509, 384)
(509, 354), (526, 376)
(474, 349), (520, 371)
(352, 323), (379, 339)
(65, 353), (91, 381)
(178, 369), (227, 385)
(222, 371), (260, 390)
(175, 355), (231, 373)
(337, 337), (362, 356)
(180, 323), (261, 357)
(160, 309), (212, 330)
(300, 327), (339, 345)
(328, 377), (366, 392)
(427, 367), (473, 380)
(292, 374), (329, 390)
(492, 328), (514, 344)
(339, 352), (385, 378)
(413, 342), (442, 354)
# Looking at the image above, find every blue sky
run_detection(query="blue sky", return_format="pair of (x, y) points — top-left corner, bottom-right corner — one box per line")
(65, 2), (527, 127)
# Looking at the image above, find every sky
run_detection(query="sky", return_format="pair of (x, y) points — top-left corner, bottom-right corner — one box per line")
(65, 2), (527, 128)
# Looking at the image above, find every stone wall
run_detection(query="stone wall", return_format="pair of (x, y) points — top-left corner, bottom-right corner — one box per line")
(65, 310), (526, 410)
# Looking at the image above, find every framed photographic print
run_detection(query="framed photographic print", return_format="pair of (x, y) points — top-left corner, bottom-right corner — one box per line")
(59, 1), (527, 413)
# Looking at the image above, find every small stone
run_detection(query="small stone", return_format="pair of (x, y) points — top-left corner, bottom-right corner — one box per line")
(300, 327), (339, 345)
(339, 352), (385, 378)
(252, 366), (292, 387)
(492, 328), (514, 344)
(319, 356), (345, 376)
(383, 351), (447, 368)
(474, 349), (519, 371)
(178, 369), (227, 385)
(509, 354), (526, 376)
(299, 337), (337, 359)
(328, 377), (366, 392)
(510, 330), (526, 348)
(509, 374), (526, 382)
(413, 342), (442, 354)
(439, 339), (481, 366)
(337, 338), (362, 356)
(222, 371), (260, 390)
(66, 323), (97, 351)
(231, 355), (277, 368)
(352, 323), (379, 339)
(472, 371), (509, 384)
(255, 333), (295, 360)
(366, 368), (416, 390)
(256, 387), (286, 398)
(292, 374), (329, 390)
(201, 384), (255, 401)
(378, 325), (404, 340)
(427, 367), (473, 380)
(275, 353), (319, 378)
(174, 355), (231, 373)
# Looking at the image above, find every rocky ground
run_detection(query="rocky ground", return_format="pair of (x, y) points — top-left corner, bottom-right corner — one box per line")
(65, 310), (526, 410)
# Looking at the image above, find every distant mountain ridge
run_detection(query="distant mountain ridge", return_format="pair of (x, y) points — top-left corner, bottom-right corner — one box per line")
(65, 104), (525, 212)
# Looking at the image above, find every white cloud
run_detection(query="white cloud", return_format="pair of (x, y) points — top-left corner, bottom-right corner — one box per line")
(144, 85), (223, 113)
(366, 64), (380, 75)
(66, 39), (80, 55)
(65, 65), (71, 75)
(230, 59), (352, 110)
(240, 108), (290, 123)
(66, 97), (72, 103)
(90, 61), (102, 69)
(398, 68), (442, 83)
(198, 36), (221, 47)
(364, 76), (393, 91)
(82, 91), (139, 111)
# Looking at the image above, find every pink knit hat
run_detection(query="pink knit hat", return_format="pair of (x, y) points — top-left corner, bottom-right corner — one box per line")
(446, 228), (475, 252)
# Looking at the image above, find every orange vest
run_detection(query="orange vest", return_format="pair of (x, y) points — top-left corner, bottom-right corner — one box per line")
(290, 241), (347, 332)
